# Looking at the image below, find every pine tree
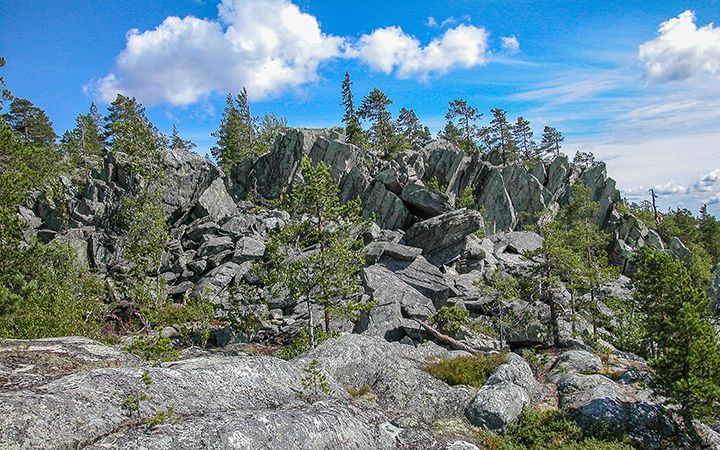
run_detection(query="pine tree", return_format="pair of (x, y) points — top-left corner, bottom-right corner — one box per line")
(444, 99), (482, 153)
(358, 88), (394, 158)
(105, 95), (168, 277)
(540, 126), (564, 158)
(60, 103), (106, 172)
(488, 108), (517, 163)
(255, 113), (287, 155)
(633, 247), (720, 438)
(341, 72), (363, 147)
(105, 94), (166, 184)
(558, 185), (617, 335)
(263, 158), (373, 348)
(527, 219), (579, 347)
(169, 125), (196, 152)
(2, 97), (56, 146)
(0, 56), (12, 110)
(512, 116), (537, 160)
(396, 107), (431, 151)
(211, 89), (256, 173)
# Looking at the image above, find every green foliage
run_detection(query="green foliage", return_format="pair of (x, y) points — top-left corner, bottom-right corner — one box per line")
(456, 187), (476, 209)
(169, 124), (196, 152)
(396, 107), (431, 151)
(0, 122), (61, 209)
(425, 176), (447, 193)
(487, 108), (518, 163)
(121, 192), (168, 277)
(513, 116), (538, 160)
(2, 97), (56, 146)
(275, 327), (337, 360)
(0, 209), (106, 339)
(211, 89), (287, 172)
(476, 268), (521, 349)
(341, 71), (364, 147)
(358, 88), (395, 158)
(263, 158), (371, 345)
(540, 126), (564, 158)
(430, 306), (469, 334)
(105, 95), (166, 181)
(143, 407), (179, 428)
(300, 359), (331, 403)
(443, 99), (483, 153)
(632, 247), (720, 434)
(60, 103), (105, 175)
(142, 296), (214, 344)
(255, 113), (287, 155)
(478, 408), (635, 450)
(601, 295), (644, 356)
(125, 334), (180, 362)
(424, 353), (506, 388)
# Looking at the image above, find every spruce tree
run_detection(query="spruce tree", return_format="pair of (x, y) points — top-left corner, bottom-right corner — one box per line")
(2, 97), (56, 146)
(396, 107), (431, 151)
(540, 126), (564, 158)
(263, 158), (373, 348)
(357, 88), (394, 158)
(512, 116), (537, 160)
(341, 72), (363, 147)
(211, 89), (256, 173)
(488, 108), (517, 163)
(633, 247), (720, 438)
(169, 125), (196, 152)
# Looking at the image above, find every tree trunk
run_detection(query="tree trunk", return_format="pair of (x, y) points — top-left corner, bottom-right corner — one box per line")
(307, 294), (315, 349)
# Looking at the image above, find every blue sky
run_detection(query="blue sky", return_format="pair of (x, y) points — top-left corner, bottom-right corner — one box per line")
(2, 0), (720, 214)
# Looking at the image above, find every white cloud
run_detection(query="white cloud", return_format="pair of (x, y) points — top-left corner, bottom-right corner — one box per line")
(91, 1), (498, 104)
(426, 16), (438, 28)
(501, 35), (520, 53)
(638, 10), (720, 82)
(440, 17), (458, 28)
(351, 24), (489, 80)
(91, 0), (344, 105)
(692, 168), (720, 192)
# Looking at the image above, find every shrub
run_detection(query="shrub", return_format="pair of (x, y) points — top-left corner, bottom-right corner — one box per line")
(0, 210), (107, 339)
(457, 187), (476, 209)
(475, 408), (636, 450)
(275, 327), (337, 360)
(424, 353), (505, 387)
(299, 359), (330, 403)
(430, 306), (469, 334)
(125, 334), (179, 362)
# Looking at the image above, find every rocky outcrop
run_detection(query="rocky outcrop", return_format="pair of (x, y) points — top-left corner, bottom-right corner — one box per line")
(465, 353), (544, 433)
(0, 334), (478, 449)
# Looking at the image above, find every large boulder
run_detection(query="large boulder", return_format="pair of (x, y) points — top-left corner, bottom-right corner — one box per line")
(362, 181), (412, 230)
(400, 182), (453, 218)
(465, 353), (543, 432)
(193, 178), (237, 223)
(162, 148), (222, 222)
(403, 209), (484, 256)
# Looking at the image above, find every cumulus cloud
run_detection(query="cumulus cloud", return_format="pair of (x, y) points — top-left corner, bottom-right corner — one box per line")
(692, 168), (720, 192)
(501, 35), (520, 53)
(91, 0), (344, 105)
(351, 24), (489, 80)
(89, 1), (497, 104)
(638, 10), (720, 82)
